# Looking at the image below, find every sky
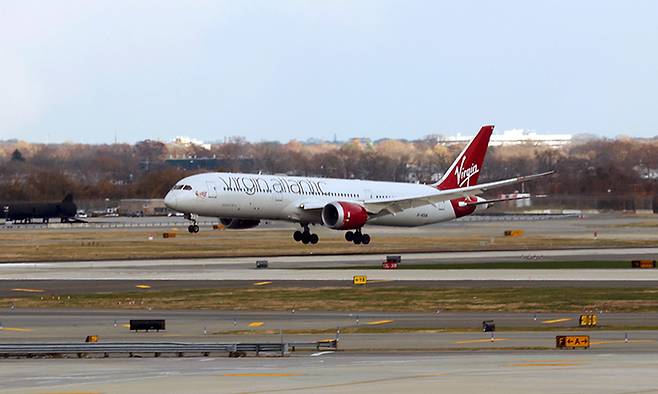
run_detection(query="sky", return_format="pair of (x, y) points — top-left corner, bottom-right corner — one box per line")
(1, 0), (657, 144)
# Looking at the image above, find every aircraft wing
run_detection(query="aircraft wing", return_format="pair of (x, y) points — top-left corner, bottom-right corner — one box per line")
(363, 171), (554, 215)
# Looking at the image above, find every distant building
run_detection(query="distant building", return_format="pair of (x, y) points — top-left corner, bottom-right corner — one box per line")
(118, 199), (169, 216)
(431, 129), (572, 148)
(634, 165), (658, 180)
(165, 156), (254, 170)
(171, 136), (211, 150)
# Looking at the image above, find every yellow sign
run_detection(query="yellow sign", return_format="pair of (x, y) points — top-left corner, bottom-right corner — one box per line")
(353, 275), (367, 285)
(504, 230), (524, 237)
(579, 314), (598, 327)
(556, 335), (590, 349)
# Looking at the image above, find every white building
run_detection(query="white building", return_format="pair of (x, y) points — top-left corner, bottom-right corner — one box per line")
(436, 129), (572, 148)
(172, 136), (212, 150)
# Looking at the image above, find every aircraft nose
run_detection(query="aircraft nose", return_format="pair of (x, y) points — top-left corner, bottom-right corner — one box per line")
(164, 191), (177, 209)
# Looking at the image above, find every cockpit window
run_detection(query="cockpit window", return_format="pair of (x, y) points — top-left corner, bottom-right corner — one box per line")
(173, 185), (184, 190)
(182, 185), (193, 190)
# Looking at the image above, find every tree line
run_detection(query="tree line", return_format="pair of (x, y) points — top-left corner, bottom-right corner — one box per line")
(1, 136), (657, 204)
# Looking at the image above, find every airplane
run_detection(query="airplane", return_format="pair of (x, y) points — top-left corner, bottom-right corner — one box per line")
(164, 125), (553, 244)
(1, 193), (82, 224)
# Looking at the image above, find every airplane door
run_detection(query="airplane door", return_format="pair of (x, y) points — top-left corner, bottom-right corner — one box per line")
(206, 181), (218, 198)
(363, 189), (373, 200)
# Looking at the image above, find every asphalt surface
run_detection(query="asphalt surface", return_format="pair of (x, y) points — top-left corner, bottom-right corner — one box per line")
(3, 279), (658, 298)
(2, 247), (658, 282)
(2, 309), (658, 335)
(2, 351), (657, 394)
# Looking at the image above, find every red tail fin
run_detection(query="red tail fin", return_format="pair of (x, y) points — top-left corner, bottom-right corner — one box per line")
(434, 125), (494, 190)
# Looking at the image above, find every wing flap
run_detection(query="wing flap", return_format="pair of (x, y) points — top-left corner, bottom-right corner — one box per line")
(364, 171), (553, 215)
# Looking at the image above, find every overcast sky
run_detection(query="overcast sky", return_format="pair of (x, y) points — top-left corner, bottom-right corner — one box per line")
(1, 0), (657, 143)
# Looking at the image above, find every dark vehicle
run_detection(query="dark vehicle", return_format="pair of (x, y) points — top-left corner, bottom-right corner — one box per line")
(256, 260), (269, 269)
(1, 194), (81, 224)
(482, 320), (496, 332)
(129, 319), (165, 332)
(382, 255), (401, 269)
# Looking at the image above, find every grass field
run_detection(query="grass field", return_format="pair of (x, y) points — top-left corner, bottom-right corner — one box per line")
(4, 286), (658, 313)
(1, 227), (656, 263)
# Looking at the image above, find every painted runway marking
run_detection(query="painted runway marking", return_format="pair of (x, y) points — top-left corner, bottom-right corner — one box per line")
(248, 321), (265, 328)
(11, 288), (44, 293)
(542, 318), (572, 324)
(0, 327), (33, 332)
(121, 323), (131, 328)
(310, 351), (335, 357)
(455, 338), (509, 344)
(223, 373), (301, 377)
(253, 281), (272, 286)
(135, 284), (151, 289)
(367, 320), (394, 325)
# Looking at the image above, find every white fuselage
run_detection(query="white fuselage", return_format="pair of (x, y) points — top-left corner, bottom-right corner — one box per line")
(164, 172), (464, 227)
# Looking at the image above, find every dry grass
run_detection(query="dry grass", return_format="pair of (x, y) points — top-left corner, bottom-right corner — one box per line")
(0, 227), (655, 263)
(4, 286), (658, 313)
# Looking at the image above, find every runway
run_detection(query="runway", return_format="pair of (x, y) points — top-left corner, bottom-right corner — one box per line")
(2, 351), (658, 393)
(1, 247), (658, 282)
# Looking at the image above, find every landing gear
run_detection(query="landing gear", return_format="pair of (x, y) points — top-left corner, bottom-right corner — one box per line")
(293, 224), (319, 244)
(185, 213), (199, 234)
(345, 229), (370, 245)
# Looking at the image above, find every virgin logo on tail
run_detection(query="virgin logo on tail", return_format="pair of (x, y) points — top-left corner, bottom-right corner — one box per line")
(455, 156), (479, 187)
(433, 125), (493, 191)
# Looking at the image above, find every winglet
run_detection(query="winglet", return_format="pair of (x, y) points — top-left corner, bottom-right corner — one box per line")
(433, 125), (494, 190)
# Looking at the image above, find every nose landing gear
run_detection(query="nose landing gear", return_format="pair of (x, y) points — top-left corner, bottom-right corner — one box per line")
(345, 229), (370, 245)
(185, 213), (200, 233)
(293, 224), (319, 244)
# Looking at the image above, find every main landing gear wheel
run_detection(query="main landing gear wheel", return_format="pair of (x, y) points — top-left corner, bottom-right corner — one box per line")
(293, 224), (319, 245)
(346, 229), (370, 245)
(188, 224), (199, 233)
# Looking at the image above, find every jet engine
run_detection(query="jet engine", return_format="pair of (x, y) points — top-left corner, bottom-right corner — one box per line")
(321, 202), (368, 230)
(219, 218), (261, 229)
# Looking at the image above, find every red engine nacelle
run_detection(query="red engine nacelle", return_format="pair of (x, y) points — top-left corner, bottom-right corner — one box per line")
(321, 202), (368, 230)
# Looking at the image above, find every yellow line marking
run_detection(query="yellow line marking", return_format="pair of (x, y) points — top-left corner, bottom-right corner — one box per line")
(223, 373), (301, 377)
(248, 321), (264, 328)
(11, 288), (44, 293)
(135, 284), (151, 289)
(542, 318), (572, 324)
(121, 324), (131, 328)
(455, 338), (509, 344)
(253, 281), (272, 286)
(368, 280), (393, 283)
(511, 363), (580, 367)
(366, 320), (394, 325)
(0, 327), (33, 332)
